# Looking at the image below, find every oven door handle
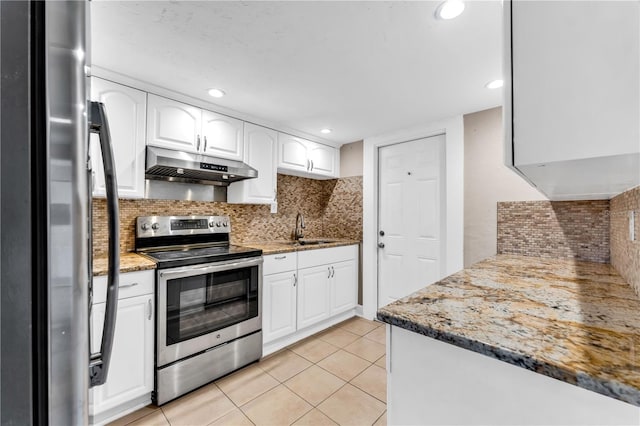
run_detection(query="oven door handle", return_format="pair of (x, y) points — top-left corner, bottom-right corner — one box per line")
(158, 257), (264, 280)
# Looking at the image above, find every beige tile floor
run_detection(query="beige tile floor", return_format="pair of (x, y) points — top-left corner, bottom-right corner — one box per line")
(109, 317), (387, 426)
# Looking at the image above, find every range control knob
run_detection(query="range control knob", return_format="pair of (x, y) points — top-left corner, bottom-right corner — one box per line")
(216, 222), (221, 227)
(209, 221), (215, 228)
(151, 223), (160, 230)
(222, 222), (228, 227)
(141, 223), (150, 231)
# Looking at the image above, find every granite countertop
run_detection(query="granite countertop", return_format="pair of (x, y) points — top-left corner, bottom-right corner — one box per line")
(239, 239), (361, 255)
(377, 254), (640, 406)
(93, 252), (157, 276)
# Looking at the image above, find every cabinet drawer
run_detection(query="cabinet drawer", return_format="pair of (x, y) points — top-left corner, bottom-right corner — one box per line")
(298, 245), (358, 269)
(263, 252), (297, 275)
(92, 270), (154, 304)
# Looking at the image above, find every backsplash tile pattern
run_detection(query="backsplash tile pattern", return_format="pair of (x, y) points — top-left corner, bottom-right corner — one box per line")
(497, 200), (610, 263)
(93, 174), (363, 257)
(323, 176), (363, 241)
(610, 185), (640, 296)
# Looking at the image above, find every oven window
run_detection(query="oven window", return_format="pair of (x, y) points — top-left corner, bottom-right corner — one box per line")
(165, 265), (258, 345)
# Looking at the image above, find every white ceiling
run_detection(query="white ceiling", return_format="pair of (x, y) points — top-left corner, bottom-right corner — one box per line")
(91, 1), (503, 145)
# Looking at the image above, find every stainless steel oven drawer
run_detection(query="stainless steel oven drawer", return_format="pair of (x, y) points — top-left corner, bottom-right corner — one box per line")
(155, 331), (262, 406)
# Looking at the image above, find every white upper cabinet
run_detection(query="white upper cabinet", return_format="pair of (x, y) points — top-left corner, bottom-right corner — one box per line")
(278, 134), (309, 172)
(146, 94), (201, 153)
(505, 0), (640, 200)
(228, 123), (278, 204)
(307, 143), (337, 177)
(278, 133), (339, 179)
(201, 110), (244, 161)
(90, 78), (147, 199)
(147, 94), (246, 160)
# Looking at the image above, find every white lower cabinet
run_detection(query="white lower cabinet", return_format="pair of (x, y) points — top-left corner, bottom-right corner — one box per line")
(262, 245), (359, 354)
(330, 259), (358, 315)
(89, 271), (154, 423)
(297, 265), (331, 329)
(263, 270), (297, 342)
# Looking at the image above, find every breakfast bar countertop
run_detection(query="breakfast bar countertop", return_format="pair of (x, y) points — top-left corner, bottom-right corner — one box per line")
(377, 254), (640, 406)
(93, 252), (157, 276)
(239, 239), (361, 255)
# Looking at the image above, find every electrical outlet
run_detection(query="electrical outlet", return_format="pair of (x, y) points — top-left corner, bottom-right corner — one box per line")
(630, 211), (636, 241)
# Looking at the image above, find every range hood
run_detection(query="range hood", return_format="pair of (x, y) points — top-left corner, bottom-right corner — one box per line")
(145, 147), (257, 186)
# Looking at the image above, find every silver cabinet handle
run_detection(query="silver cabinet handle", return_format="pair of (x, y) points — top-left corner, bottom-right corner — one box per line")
(119, 282), (138, 288)
(331, 266), (335, 278)
(275, 255), (286, 260)
(293, 273), (297, 287)
(197, 134), (201, 151)
(328, 267), (331, 278)
(306, 159), (310, 171)
(88, 101), (120, 388)
(204, 136), (208, 152)
(310, 160), (314, 171)
(148, 299), (153, 320)
(378, 242), (385, 248)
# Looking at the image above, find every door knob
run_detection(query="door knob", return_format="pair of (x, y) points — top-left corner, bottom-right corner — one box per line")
(378, 242), (385, 248)
(379, 230), (385, 236)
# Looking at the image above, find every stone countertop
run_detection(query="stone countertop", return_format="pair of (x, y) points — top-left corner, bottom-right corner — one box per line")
(377, 254), (640, 407)
(239, 239), (361, 255)
(93, 252), (157, 277)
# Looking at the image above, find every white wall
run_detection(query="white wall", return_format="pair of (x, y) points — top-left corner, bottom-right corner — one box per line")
(340, 140), (363, 177)
(362, 116), (464, 319)
(464, 107), (546, 267)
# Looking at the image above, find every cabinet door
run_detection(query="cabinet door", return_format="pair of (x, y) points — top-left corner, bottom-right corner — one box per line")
(146, 94), (201, 153)
(228, 123), (278, 204)
(89, 295), (154, 415)
(330, 259), (357, 315)
(201, 110), (244, 160)
(263, 271), (297, 343)
(90, 78), (147, 199)
(297, 265), (331, 329)
(308, 143), (338, 177)
(278, 133), (310, 172)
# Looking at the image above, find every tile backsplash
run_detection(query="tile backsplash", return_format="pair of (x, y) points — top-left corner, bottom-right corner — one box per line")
(93, 174), (363, 257)
(610, 185), (640, 296)
(497, 200), (610, 263)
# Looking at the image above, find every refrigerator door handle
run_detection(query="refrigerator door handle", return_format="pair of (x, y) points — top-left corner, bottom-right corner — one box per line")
(88, 101), (120, 388)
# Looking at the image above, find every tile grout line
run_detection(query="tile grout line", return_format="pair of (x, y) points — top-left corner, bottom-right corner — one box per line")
(371, 409), (387, 426)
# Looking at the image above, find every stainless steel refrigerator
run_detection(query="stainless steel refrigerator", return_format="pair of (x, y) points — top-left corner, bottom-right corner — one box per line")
(1, 1), (120, 424)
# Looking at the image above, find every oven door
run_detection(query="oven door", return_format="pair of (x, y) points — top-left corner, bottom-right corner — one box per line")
(157, 256), (262, 367)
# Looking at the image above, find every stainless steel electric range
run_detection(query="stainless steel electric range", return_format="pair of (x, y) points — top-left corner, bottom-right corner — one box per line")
(136, 215), (263, 405)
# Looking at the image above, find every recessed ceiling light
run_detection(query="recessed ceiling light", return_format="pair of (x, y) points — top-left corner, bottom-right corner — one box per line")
(208, 88), (226, 98)
(320, 128), (332, 134)
(435, 0), (465, 20)
(485, 79), (504, 89)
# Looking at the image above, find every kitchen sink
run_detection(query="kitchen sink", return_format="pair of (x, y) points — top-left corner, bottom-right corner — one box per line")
(277, 239), (338, 246)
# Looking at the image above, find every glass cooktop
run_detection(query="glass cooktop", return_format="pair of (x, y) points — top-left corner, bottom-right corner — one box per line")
(140, 245), (262, 269)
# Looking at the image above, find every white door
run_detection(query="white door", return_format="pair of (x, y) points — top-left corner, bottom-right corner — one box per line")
(201, 110), (244, 160)
(90, 78), (147, 199)
(262, 271), (297, 343)
(297, 265), (331, 329)
(146, 94), (201, 153)
(89, 295), (154, 415)
(330, 259), (357, 315)
(308, 143), (337, 177)
(278, 133), (310, 172)
(377, 135), (445, 308)
(227, 123), (278, 204)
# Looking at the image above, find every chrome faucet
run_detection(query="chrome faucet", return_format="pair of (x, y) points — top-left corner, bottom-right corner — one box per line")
(294, 212), (305, 240)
